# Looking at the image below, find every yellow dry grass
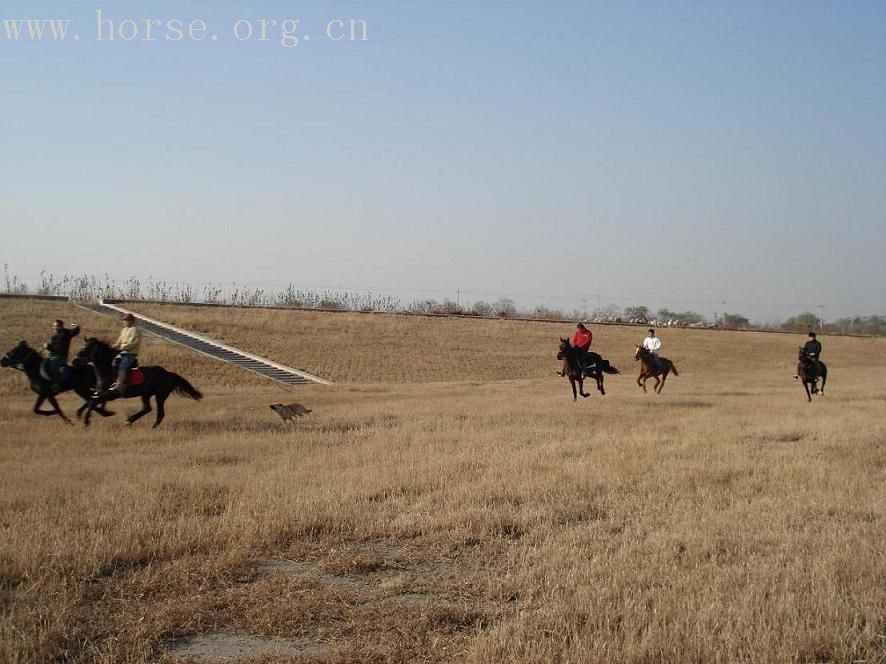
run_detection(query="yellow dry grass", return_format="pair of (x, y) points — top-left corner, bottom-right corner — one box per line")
(1, 299), (884, 663)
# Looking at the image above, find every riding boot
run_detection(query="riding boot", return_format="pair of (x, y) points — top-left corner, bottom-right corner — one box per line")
(114, 367), (128, 396)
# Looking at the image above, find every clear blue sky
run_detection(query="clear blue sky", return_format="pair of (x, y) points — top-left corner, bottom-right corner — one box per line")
(2, 1), (884, 321)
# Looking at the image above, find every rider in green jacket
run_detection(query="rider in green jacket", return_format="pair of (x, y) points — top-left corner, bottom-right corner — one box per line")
(43, 319), (79, 393)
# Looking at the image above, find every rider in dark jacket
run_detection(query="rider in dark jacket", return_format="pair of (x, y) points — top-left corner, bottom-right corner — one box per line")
(804, 332), (822, 362)
(801, 332), (823, 383)
(43, 319), (79, 393)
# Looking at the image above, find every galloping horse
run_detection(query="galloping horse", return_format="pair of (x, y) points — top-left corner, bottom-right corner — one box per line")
(796, 347), (827, 402)
(1, 341), (113, 423)
(74, 338), (203, 428)
(557, 338), (620, 401)
(634, 345), (679, 394)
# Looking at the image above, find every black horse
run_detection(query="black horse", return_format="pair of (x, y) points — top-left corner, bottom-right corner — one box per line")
(557, 338), (620, 401)
(1, 341), (113, 424)
(796, 347), (827, 402)
(74, 337), (203, 428)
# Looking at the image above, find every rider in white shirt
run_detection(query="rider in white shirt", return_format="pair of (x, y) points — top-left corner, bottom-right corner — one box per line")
(642, 328), (662, 370)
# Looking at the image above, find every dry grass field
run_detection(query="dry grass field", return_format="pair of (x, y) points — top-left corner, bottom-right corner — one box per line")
(1, 298), (884, 663)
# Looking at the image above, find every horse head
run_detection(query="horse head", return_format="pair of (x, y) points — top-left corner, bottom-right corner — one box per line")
(557, 337), (570, 360)
(1, 341), (30, 367)
(634, 344), (645, 361)
(73, 337), (106, 367)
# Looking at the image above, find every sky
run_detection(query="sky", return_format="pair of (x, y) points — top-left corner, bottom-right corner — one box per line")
(1, 1), (884, 322)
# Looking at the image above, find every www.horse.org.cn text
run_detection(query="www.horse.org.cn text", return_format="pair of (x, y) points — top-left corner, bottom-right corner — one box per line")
(1, 11), (369, 47)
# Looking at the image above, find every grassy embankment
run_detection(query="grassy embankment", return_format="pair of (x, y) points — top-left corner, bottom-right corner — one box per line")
(1, 299), (883, 662)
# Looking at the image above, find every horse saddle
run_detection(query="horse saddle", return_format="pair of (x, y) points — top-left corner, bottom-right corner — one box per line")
(39, 364), (71, 384)
(127, 368), (146, 386)
(580, 351), (601, 372)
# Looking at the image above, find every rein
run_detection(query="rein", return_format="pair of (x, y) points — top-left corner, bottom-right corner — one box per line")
(3, 348), (38, 374)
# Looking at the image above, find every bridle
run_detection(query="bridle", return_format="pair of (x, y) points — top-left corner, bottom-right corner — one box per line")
(2, 347), (37, 374)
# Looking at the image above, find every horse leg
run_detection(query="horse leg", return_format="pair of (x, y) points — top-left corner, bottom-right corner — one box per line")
(595, 371), (605, 395)
(77, 399), (113, 419)
(569, 376), (577, 401)
(578, 376), (590, 398)
(96, 403), (115, 417)
(652, 375), (662, 394)
(32, 395), (56, 417)
(802, 379), (811, 402)
(819, 371), (826, 395)
(83, 391), (115, 426)
(152, 392), (169, 428)
(46, 394), (72, 425)
(657, 370), (669, 394)
(637, 372), (646, 393)
(125, 395), (153, 426)
(75, 388), (95, 418)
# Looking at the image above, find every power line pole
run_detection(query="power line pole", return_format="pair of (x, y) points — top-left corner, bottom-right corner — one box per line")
(819, 304), (823, 332)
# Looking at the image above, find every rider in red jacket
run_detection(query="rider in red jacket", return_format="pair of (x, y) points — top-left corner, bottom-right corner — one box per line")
(572, 323), (592, 351)
(557, 323), (593, 376)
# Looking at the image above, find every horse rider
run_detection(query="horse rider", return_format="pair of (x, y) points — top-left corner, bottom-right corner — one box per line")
(110, 313), (142, 394)
(557, 322), (593, 376)
(42, 319), (79, 393)
(642, 328), (662, 371)
(799, 331), (823, 381)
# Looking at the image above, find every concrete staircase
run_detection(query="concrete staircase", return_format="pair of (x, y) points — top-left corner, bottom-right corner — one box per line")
(74, 301), (331, 388)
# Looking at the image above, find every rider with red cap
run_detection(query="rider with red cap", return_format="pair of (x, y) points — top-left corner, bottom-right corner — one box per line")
(110, 313), (142, 393)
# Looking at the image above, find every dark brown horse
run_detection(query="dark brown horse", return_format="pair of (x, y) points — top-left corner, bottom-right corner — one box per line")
(557, 338), (619, 401)
(74, 338), (203, 428)
(1, 341), (114, 423)
(796, 347), (827, 402)
(634, 345), (678, 394)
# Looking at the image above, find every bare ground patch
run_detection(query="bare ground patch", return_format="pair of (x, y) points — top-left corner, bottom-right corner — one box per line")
(167, 633), (328, 661)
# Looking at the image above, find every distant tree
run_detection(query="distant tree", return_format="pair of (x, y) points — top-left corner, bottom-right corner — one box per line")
(409, 299), (440, 314)
(624, 306), (649, 320)
(781, 312), (819, 332)
(658, 308), (705, 324)
(470, 300), (493, 317)
(722, 313), (750, 328)
(830, 315), (886, 336)
(492, 298), (517, 318)
(440, 298), (463, 315)
(531, 305), (566, 320)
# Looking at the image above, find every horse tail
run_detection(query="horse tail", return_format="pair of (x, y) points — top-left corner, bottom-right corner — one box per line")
(670, 362), (679, 377)
(602, 363), (620, 375)
(171, 373), (203, 400)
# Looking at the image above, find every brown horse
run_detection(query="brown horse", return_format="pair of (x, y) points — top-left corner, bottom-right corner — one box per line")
(634, 345), (678, 394)
(557, 338), (619, 401)
(796, 347), (827, 402)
